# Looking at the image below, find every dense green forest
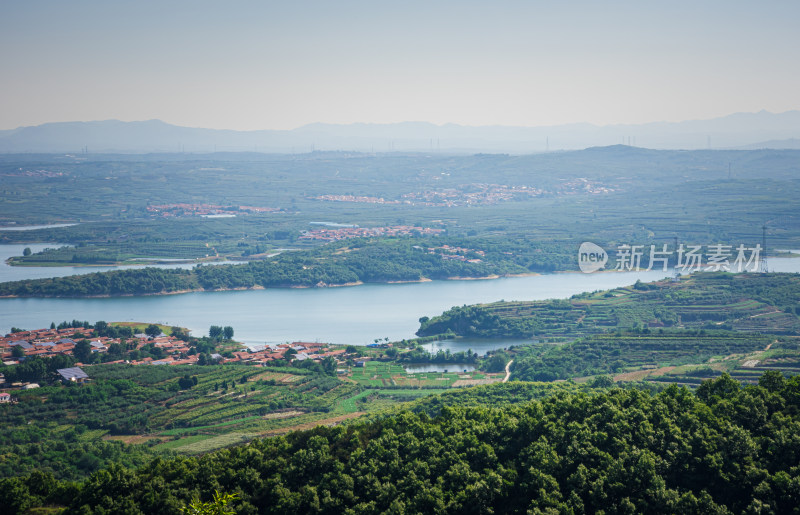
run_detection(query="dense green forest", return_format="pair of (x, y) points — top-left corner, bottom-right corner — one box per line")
(3, 373), (800, 514)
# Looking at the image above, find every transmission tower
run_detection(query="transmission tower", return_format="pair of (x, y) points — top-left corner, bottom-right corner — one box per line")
(759, 225), (769, 273)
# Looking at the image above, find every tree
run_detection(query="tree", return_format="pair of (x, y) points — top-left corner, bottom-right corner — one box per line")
(11, 345), (25, 358)
(94, 321), (108, 335)
(74, 339), (92, 363)
(223, 326), (234, 340)
(209, 325), (223, 340)
(22, 247), (32, 257)
(482, 352), (509, 373)
(589, 375), (614, 388)
(7, 356), (48, 383)
(178, 375), (195, 389)
(759, 370), (785, 392)
(145, 324), (162, 338)
(322, 356), (337, 375)
(697, 373), (740, 401)
(183, 490), (238, 515)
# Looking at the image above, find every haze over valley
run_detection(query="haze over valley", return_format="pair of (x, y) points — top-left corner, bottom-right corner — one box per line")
(2, 1), (800, 513)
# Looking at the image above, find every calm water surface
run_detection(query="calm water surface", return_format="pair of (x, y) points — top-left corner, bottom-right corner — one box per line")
(0, 244), (242, 282)
(0, 268), (675, 346)
(404, 364), (477, 373)
(0, 223), (77, 231)
(1, 244), (798, 349)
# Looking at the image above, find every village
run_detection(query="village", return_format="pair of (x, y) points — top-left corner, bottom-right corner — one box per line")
(311, 181), (614, 208)
(299, 224), (445, 242)
(0, 324), (359, 394)
(146, 203), (284, 218)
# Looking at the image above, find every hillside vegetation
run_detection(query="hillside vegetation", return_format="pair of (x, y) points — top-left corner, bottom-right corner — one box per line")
(3, 374), (800, 514)
(418, 272), (800, 339)
(0, 238), (569, 297)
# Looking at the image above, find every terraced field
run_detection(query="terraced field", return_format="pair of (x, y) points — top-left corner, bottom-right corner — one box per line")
(418, 272), (800, 340)
(511, 329), (778, 382)
(5, 358), (506, 462)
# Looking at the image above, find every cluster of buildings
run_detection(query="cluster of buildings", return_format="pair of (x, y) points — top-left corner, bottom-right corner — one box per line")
(228, 342), (347, 365)
(402, 183), (546, 207)
(146, 203), (283, 218)
(425, 244), (486, 263)
(559, 178), (614, 195)
(0, 326), (194, 366)
(1, 327), (94, 363)
(3, 168), (65, 178)
(299, 225), (445, 242)
(311, 181), (612, 210)
(312, 194), (400, 205)
(1, 327), (351, 370)
(0, 326), (363, 399)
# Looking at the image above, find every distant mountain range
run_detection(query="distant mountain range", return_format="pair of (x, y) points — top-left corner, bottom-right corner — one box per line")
(0, 110), (798, 154)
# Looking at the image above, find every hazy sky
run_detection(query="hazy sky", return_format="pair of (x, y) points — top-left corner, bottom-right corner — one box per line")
(1, 0), (798, 130)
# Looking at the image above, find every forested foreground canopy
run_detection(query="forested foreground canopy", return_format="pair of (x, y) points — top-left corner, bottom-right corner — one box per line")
(4, 373), (800, 514)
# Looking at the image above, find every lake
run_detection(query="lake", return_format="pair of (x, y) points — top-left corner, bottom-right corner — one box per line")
(0, 223), (77, 231)
(0, 244), (244, 283)
(420, 338), (539, 356)
(0, 268), (678, 347)
(404, 363), (477, 373)
(1, 244), (798, 349)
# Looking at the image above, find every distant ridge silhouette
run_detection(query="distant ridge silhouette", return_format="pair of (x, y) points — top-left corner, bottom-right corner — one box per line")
(1, 110), (798, 154)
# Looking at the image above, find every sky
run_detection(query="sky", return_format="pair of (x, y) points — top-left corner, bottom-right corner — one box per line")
(1, 0), (799, 131)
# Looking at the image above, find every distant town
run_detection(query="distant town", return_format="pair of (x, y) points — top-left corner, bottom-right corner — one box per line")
(299, 224), (445, 242)
(147, 203), (285, 218)
(311, 180), (613, 208)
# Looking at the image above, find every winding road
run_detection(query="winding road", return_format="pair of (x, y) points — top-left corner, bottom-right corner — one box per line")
(503, 359), (513, 383)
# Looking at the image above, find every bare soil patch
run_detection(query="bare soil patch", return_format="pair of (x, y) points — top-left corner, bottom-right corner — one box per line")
(614, 366), (676, 382)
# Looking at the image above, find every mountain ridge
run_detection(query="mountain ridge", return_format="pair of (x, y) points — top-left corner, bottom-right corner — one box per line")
(1, 110), (798, 154)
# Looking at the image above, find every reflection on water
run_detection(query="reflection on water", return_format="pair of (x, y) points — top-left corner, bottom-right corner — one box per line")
(420, 338), (534, 356)
(0, 223), (78, 231)
(404, 363), (476, 373)
(0, 244), (247, 283)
